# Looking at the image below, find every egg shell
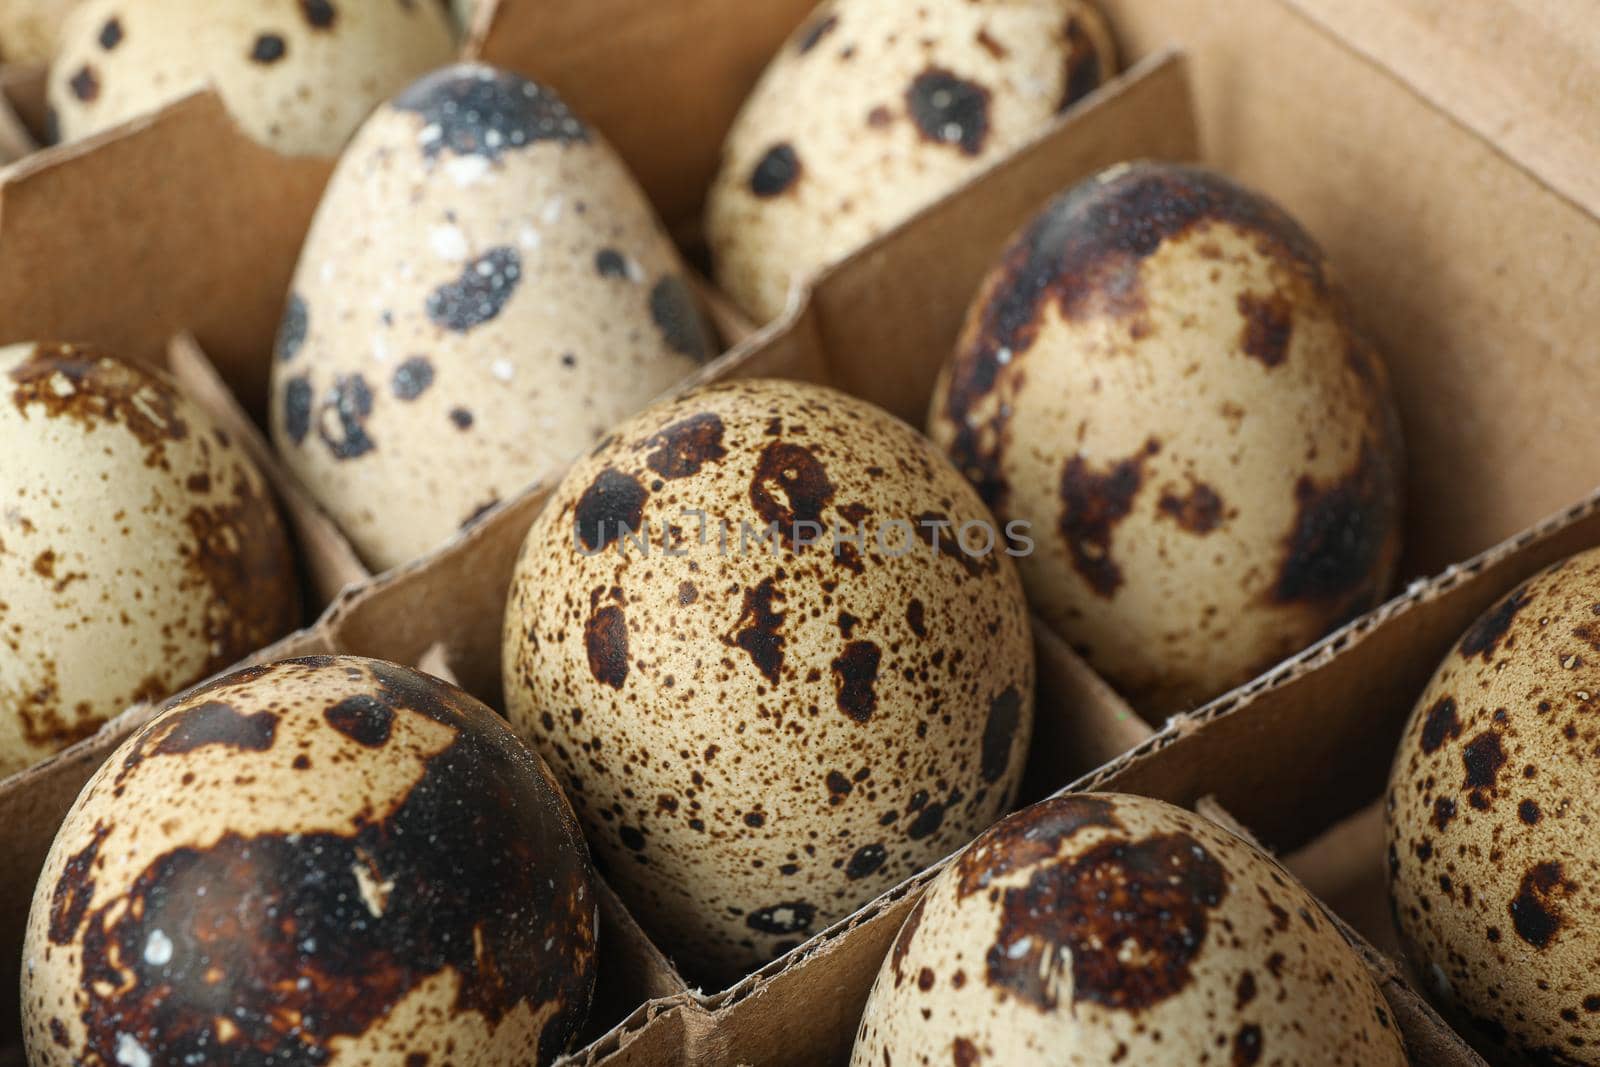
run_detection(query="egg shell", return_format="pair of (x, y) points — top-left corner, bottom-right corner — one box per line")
(48, 0), (455, 155)
(271, 63), (715, 571)
(502, 378), (1035, 979)
(0, 342), (296, 779)
(927, 161), (1405, 715)
(23, 655), (597, 1067)
(0, 0), (78, 64)
(706, 0), (1116, 322)
(1386, 547), (1600, 1064)
(852, 792), (1408, 1066)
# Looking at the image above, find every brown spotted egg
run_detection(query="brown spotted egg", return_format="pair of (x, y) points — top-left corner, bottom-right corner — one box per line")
(0, 342), (296, 779)
(1387, 547), (1600, 1064)
(23, 655), (597, 1067)
(928, 161), (1405, 716)
(706, 0), (1116, 322)
(502, 378), (1035, 980)
(271, 63), (715, 571)
(48, 0), (454, 155)
(0, 0), (80, 64)
(853, 792), (1408, 1066)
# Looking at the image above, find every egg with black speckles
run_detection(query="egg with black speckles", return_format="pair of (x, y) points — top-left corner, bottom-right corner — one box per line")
(502, 378), (1035, 980)
(48, 0), (454, 155)
(271, 62), (716, 571)
(928, 161), (1406, 717)
(0, 342), (296, 779)
(854, 792), (1408, 1066)
(22, 655), (598, 1067)
(0, 0), (81, 64)
(1387, 548), (1600, 1064)
(706, 0), (1116, 322)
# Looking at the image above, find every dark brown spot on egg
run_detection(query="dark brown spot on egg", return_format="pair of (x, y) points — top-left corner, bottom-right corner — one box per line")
(396, 66), (590, 160)
(907, 793), (958, 840)
(645, 413), (726, 480)
(10, 345), (190, 469)
(573, 468), (648, 552)
(48, 823), (107, 945)
(1271, 444), (1396, 608)
(726, 577), (786, 684)
(1058, 439), (1159, 597)
(66, 659), (596, 1067)
(832, 640), (882, 722)
(151, 701), (277, 757)
(300, 0), (337, 29)
(745, 901), (815, 936)
(594, 248), (629, 279)
(1235, 971), (1257, 1009)
(1459, 587), (1532, 662)
(980, 687), (1022, 782)
(752, 441), (835, 550)
(796, 12), (838, 53)
(1433, 796), (1456, 831)
(1463, 730), (1506, 802)
(953, 1036), (979, 1066)
(846, 843), (887, 880)
(1510, 861), (1571, 949)
(250, 33), (287, 64)
(1236, 291), (1293, 367)
(69, 65), (100, 101)
(649, 276), (713, 361)
(750, 143), (802, 197)
(275, 295), (308, 363)
(906, 67), (990, 156)
(449, 407), (474, 430)
(1156, 481), (1224, 535)
(427, 247), (522, 333)
(1232, 1024), (1263, 1066)
(1420, 696), (1461, 754)
(957, 795), (1120, 899)
(906, 599), (927, 637)
(585, 605), (629, 690)
(391, 356), (434, 401)
(987, 831), (1226, 1012)
(282, 376), (312, 444)
(1061, 16), (1102, 109)
(1520, 799), (1541, 824)
(324, 695), (394, 747)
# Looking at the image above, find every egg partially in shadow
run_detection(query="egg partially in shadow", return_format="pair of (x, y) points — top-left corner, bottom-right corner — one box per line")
(22, 655), (597, 1067)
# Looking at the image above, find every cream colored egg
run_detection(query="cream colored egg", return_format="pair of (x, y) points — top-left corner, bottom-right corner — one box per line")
(271, 63), (715, 571)
(0, 0), (79, 64)
(23, 655), (598, 1066)
(853, 792), (1408, 1066)
(502, 378), (1035, 980)
(48, 0), (454, 155)
(0, 342), (296, 779)
(928, 161), (1405, 715)
(1387, 548), (1600, 1064)
(706, 0), (1116, 322)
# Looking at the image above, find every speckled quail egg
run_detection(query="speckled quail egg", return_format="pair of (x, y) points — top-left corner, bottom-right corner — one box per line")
(706, 0), (1116, 322)
(271, 63), (716, 572)
(23, 655), (597, 1067)
(928, 161), (1405, 716)
(853, 792), (1408, 1066)
(0, 0), (80, 64)
(502, 378), (1035, 980)
(0, 342), (296, 779)
(48, 0), (454, 155)
(1387, 547), (1600, 1064)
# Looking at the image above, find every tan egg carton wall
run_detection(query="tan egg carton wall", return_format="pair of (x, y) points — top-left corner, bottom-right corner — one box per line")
(0, 0), (1597, 1063)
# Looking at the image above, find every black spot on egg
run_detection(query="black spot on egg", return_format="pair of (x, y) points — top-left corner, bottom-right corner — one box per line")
(281, 377), (312, 445)
(750, 143), (802, 198)
(648, 276), (713, 361)
(276, 293), (308, 363)
(316, 374), (376, 460)
(1419, 696), (1461, 755)
(845, 843), (887, 880)
(250, 34), (287, 64)
(594, 248), (629, 279)
(426, 247), (522, 333)
(573, 468), (648, 553)
(299, 0), (337, 29)
(746, 901), (816, 936)
(391, 357), (434, 401)
(1272, 444), (1395, 607)
(905, 68), (989, 156)
(1459, 587), (1532, 662)
(751, 441), (834, 550)
(1510, 862), (1570, 949)
(831, 640), (881, 722)
(645, 413), (726, 480)
(69, 66), (99, 102)
(98, 18), (123, 50)
(324, 695), (393, 747)
(396, 66), (589, 161)
(726, 578), (786, 684)
(981, 687), (1022, 782)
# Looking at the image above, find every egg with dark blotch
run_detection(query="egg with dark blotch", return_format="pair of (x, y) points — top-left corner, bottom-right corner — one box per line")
(853, 792), (1408, 1066)
(928, 161), (1405, 716)
(706, 0), (1116, 322)
(22, 655), (598, 1067)
(502, 378), (1035, 980)
(0, 0), (81, 64)
(0, 342), (296, 779)
(48, 0), (454, 154)
(271, 63), (716, 571)
(1386, 548), (1600, 1065)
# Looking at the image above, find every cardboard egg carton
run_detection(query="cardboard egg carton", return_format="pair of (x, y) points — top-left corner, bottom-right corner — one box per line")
(0, 0), (1596, 1062)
